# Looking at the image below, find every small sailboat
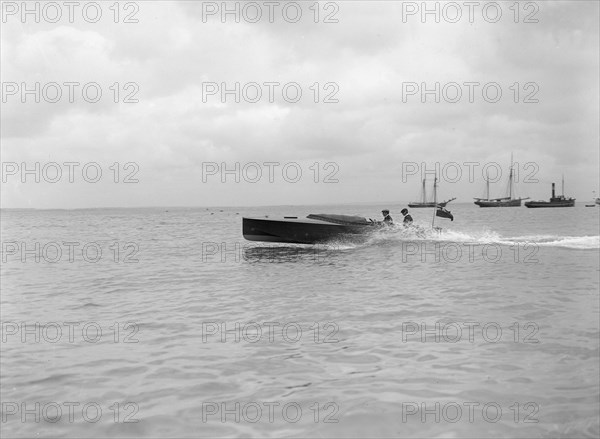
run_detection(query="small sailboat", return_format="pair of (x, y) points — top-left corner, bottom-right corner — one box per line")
(408, 177), (456, 208)
(585, 191), (597, 207)
(524, 176), (575, 208)
(474, 155), (528, 207)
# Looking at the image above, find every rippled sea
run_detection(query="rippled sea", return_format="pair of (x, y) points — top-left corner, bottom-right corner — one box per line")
(1, 203), (599, 438)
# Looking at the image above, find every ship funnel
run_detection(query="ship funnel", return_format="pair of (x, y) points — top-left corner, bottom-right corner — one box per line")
(552, 183), (555, 198)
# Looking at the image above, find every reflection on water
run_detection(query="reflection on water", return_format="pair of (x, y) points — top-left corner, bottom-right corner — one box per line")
(243, 244), (340, 264)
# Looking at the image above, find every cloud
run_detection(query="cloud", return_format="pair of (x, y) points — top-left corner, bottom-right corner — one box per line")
(1, 0), (598, 208)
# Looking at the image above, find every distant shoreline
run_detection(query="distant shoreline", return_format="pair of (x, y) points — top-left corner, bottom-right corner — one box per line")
(2, 202), (599, 212)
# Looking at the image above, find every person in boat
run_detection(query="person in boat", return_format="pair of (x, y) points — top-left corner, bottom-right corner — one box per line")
(381, 209), (393, 225)
(401, 208), (413, 226)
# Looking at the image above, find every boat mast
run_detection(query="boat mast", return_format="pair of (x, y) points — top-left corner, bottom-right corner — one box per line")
(422, 178), (426, 203)
(509, 153), (514, 200)
(562, 174), (565, 196)
(486, 171), (490, 200)
(431, 176), (438, 228)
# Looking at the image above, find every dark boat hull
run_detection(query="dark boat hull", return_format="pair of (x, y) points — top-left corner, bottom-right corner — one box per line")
(408, 202), (437, 208)
(524, 200), (575, 208)
(474, 198), (523, 207)
(243, 215), (378, 244)
(525, 182), (575, 208)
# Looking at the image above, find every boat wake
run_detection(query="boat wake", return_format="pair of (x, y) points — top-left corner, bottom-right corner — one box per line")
(495, 235), (599, 250)
(240, 224), (598, 262)
(325, 224), (599, 251)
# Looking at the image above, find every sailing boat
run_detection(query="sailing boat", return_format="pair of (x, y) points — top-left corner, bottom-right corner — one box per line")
(408, 177), (456, 208)
(474, 155), (528, 207)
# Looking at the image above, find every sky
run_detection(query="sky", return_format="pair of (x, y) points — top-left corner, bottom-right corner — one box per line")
(1, 0), (599, 208)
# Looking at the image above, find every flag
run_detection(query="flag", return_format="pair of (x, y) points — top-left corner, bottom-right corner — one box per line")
(436, 208), (454, 221)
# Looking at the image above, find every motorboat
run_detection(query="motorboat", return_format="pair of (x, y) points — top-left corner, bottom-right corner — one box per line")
(243, 214), (382, 244)
(243, 176), (456, 244)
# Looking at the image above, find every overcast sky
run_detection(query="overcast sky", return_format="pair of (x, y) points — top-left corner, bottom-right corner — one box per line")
(1, 0), (598, 208)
